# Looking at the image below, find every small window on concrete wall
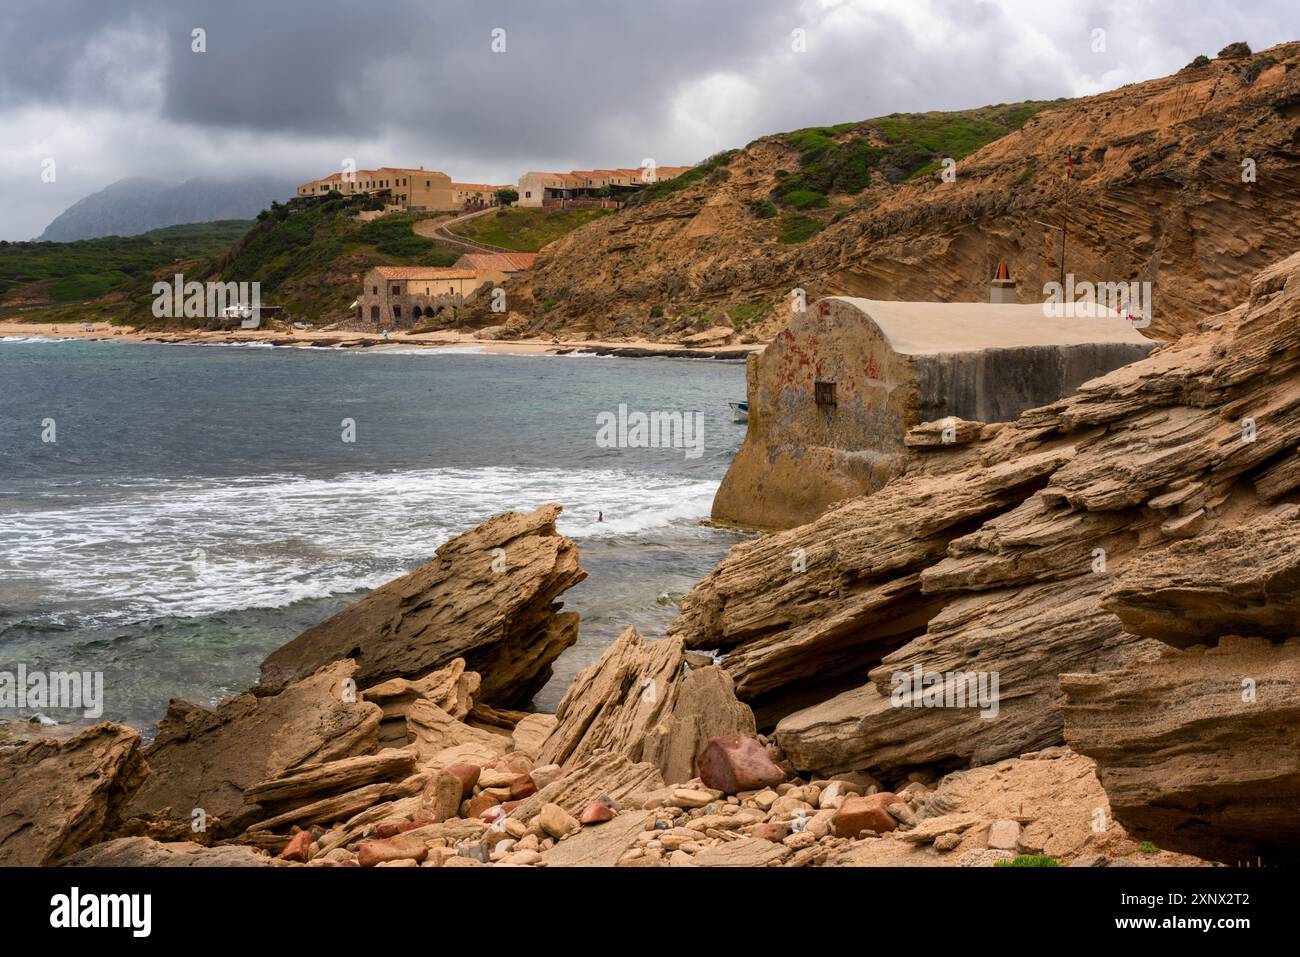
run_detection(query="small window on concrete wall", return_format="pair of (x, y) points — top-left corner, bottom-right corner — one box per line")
(815, 381), (837, 406)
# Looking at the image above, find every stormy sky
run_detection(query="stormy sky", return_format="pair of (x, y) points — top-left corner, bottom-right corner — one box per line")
(1, 0), (1297, 240)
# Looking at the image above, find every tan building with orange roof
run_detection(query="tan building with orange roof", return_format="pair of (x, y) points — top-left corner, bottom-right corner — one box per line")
(358, 265), (487, 327)
(517, 164), (691, 207)
(297, 167), (456, 211)
(451, 182), (513, 208)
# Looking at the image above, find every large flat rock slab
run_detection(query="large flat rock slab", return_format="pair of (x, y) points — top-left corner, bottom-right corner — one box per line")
(258, 504), (585, 707)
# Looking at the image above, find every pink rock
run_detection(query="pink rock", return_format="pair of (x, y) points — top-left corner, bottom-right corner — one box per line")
(697, 735), (786, 794)
(443, 763), (482, 800)
(580, 801), (616, 825)
(373, 819), (431, 839)
(750, 822), (791, 843)
(509, 773), (538, 800)
(357, 834), (428, 867)
(833, 793), (902, 838)
(280, 830), (312, 863)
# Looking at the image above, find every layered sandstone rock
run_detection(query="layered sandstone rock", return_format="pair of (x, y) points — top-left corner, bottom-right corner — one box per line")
(673, 249), (1300, 795)
(122, 659), (382, 836)
(537, 626), (757, 784)
(0, 723), (147, 865)
(1063, 508), (1300, 864)
(1063, 636), (1300, 864)
(258, 505), (586, 707)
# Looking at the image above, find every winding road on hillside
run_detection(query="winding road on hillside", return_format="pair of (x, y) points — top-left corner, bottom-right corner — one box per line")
(414, 207), (515, 254)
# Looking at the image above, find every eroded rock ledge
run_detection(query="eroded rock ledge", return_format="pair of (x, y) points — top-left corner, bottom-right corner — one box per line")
(669, 248), (1300, 823)
(258, 504), (586, 706)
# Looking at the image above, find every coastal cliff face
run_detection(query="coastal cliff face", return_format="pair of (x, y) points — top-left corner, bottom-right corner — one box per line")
(474, 44), (1300, 345)
(670, 248), (1300, 859)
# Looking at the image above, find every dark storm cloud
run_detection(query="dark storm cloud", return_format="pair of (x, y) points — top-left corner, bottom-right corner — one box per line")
(4, 0), (1300, 239)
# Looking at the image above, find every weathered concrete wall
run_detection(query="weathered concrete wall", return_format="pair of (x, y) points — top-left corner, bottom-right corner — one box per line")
(913, 342), (1157, 424)
(712, 297), (1157, 530)
(712, 298), (917, 530)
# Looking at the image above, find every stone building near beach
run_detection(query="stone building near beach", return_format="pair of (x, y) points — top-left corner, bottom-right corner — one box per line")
(711, 293), (1159, 530)
(357, 266), (486, 327)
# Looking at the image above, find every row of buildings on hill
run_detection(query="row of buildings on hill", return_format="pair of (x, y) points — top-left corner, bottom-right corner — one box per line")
(293, 160), (691, 329)
(296, 163), (691, 213)
(296, 168), (510, 211)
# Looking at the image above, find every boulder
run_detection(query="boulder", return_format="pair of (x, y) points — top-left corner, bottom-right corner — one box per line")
(280, 830), (312, 862)
(122, 660), (381, 836)
(538, 802), (579, 839)
(242, 749), (416, 809)
(643, 665), (757, 784)
(405, 698), (510, 761)
(418, 772), (466, 823)
(833, 793), (903, 837)
(580, 801), (615, 825)
(510, 713), (557, 758)
(537, 626), (685, 769)
(697, 735), (785, 794)
(258, 505), (586, 707)
(358, 834), (428, 867)
(1063, 635), (1300, 864)
(986, 819), (1021, 850)
(0, 723), (147, 866)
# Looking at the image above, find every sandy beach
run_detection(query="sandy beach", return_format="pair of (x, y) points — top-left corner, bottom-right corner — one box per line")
(0, 319), (760, 359)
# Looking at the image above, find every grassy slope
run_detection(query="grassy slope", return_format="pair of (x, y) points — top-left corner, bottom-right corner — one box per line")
(0, 221), (253, 311)
(198, 196), (464, 322)
(763, 100), (1065, 244)
(88, 196), (474, 326)
(448, 207), (615, 252)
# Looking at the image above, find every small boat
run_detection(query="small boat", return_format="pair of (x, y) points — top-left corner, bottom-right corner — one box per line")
(728, 400), (749, 422)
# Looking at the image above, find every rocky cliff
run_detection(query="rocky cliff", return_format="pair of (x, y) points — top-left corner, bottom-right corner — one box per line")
(668, 246), (1300, 861)
(476, 43), (1300, 344)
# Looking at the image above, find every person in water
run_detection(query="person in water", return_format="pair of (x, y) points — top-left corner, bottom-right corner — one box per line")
(597, 511), (603, 522)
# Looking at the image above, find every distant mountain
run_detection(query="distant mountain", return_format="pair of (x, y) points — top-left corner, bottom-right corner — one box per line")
(38, 175), (301, 242)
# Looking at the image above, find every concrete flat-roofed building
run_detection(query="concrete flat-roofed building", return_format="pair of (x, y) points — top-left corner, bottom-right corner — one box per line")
(517, 165), (692, 207)
(711, 292), (1159, 530)
(358, 265), (485, 326)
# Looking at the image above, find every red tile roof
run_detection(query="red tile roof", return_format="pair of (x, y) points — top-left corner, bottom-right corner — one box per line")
(374, 267), (479, 280)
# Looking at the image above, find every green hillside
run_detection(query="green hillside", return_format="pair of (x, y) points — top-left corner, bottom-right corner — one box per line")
(447, 206), (615, 252)
(0, 220), (253, 309)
